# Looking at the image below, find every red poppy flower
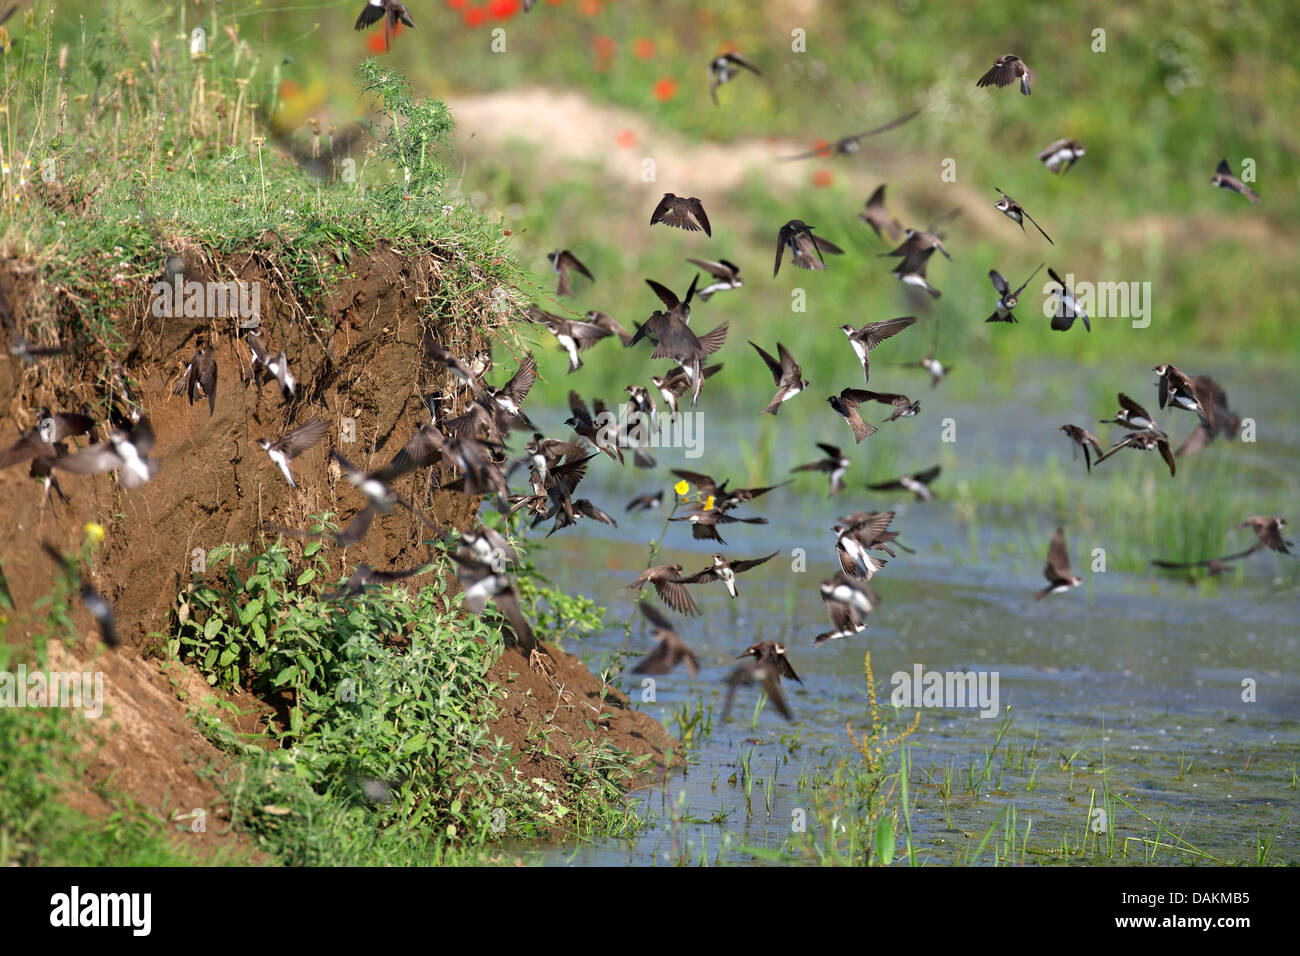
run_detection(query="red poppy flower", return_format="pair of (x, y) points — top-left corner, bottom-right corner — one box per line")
(634, 37), (655, 59)
(591, 35), (615, 58)
(364, 22), (406, 52)
(812, 169), (833, 188)
(652, 77), (678, 101)
(464, 5), (487, 26)
(580, 0), (601, 15)
(614, 129), (637, 148)
(489, 0), (518, 17)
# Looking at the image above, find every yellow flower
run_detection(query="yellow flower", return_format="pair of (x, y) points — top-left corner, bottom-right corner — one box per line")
(703, 494), (715, 511)
(84, 522), (106, 544)
(674, 479), (689, 496)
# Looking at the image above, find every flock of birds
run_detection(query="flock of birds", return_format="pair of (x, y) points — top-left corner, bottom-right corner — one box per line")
(0, 17), (1290, 727)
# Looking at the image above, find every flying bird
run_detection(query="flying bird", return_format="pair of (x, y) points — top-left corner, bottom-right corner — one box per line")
(1238, 516), (1292, 555)
(722, 658), (793, 722)
(546, 250), (595, 298)
(985, 263), (1044, 323)
(856, 389), (920, 423)
(814, 573), (877, 646)
(839, 316), (916, 382)
(322, 563), (430, 602)
(828, 388), (878, 443)
(1154, 364), (1212, 428)
(1039, 138), (1086, 174)
(626, 564), (700, 616)
(867, 465), (941, 501)
(976, 54), (1031, 95)
(774, 220), (843, 276)
(42, 543), (120, 647)
(650, 194), (711, 236)
(1100, 393), (1166, 437)
(256, 417), (329, 488)
(738, 641), (802, 684)
(678, 551), (779, 599)
(1096, 430), (1176, 477)
(859, 184), (904, 241)
(993, 187), (1053, 244)
(832, 524), (888, 580)
(750, 341), (808, 415)
(354, 0), (415, 48)
(1046, 268), (1091, 332)
(527, 307), (612, 374)
(0, 409), (96, 471)
(1210, 159), (1259, 204)
(708, 51), (761, 105)
(791, 442), (851, 496)
(172, 345), (218, 416)
(685, 258), (743, 301)
(632, 602), (700, 677)
(1060, 424), (1105, 473)
(52, 417), (159, 488)
(1036, 527), (1083, 600)
(246, 329), (298, 400)
(781, 110), (921, 160)
(668, 508), (768, 546)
